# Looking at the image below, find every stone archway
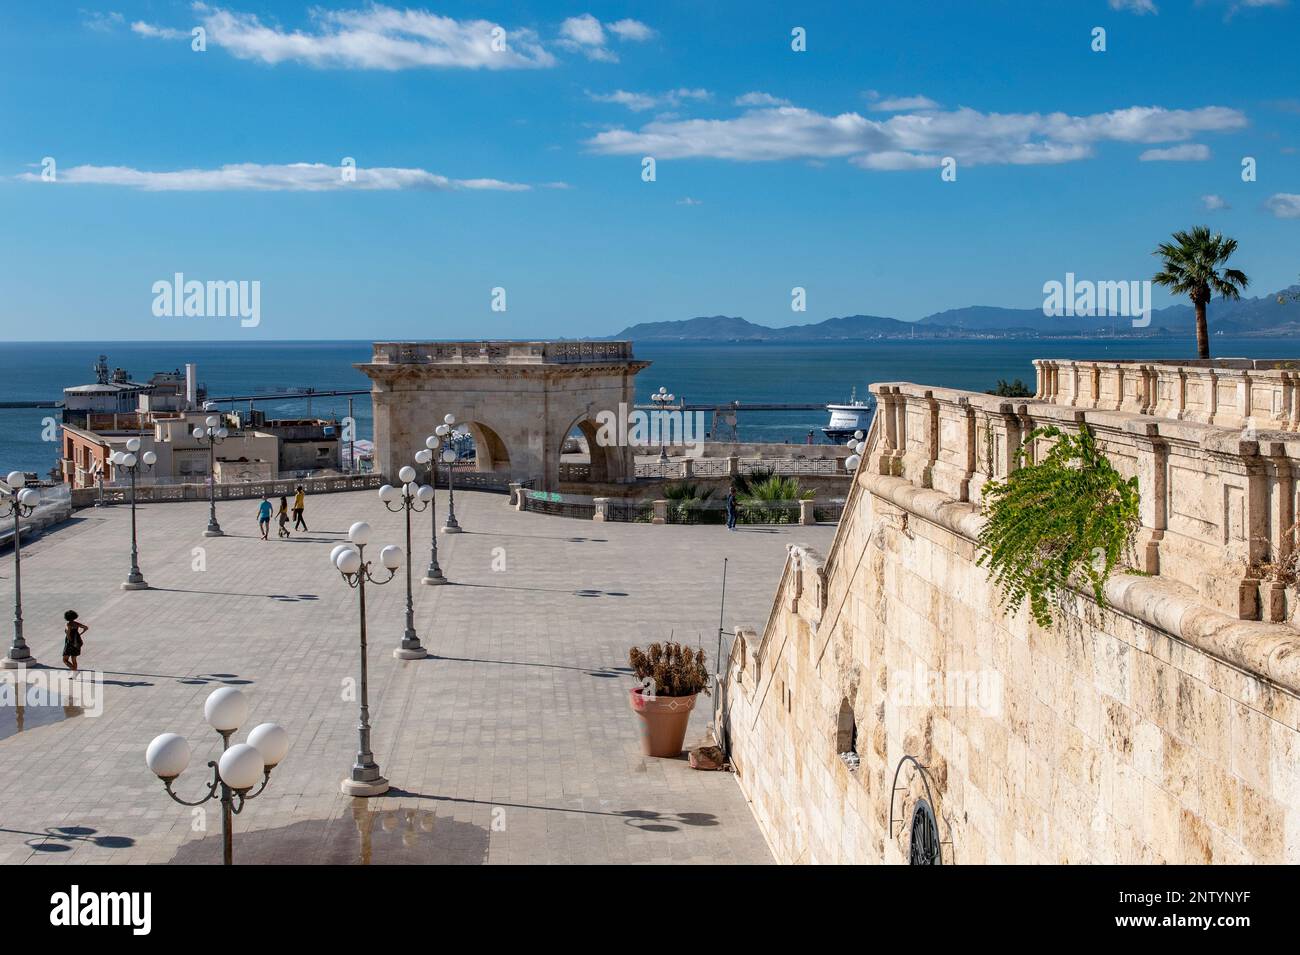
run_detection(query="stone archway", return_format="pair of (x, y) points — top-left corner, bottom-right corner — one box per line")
(559, 414), (625, 484)
(357, 341), (649, 492)
(465, 420), (511, 473)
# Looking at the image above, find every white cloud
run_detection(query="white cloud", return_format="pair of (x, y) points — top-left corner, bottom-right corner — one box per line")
(135, 4), (555, 70)
(1109, 0), (1158, 14)
(677, 196), (703, 206)
(865, 92), (941, 112)
(607, 18), (656, 41)
(585, 102), (1247, 169)
(589, 88), (710, 112)
(1138, 143), (1211, 161)
(558, 14), (653, 61)
(83, 10), (125, 32)
(1265, 193), (1300, 218)
(735, 92), (791, 107)
(16, 162), (532, 192)
(1201, 194), (1230, 210)
(131, 21), (190, 40)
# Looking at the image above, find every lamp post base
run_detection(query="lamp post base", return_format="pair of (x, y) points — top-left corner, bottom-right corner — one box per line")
(203, 527), (224, 538)
(120, 580), (150, 591)
(341, 775), (390, 797)
(1, 652), (33, 669)
(394, 646), (428, 660)
(421, 571), (447, 585)
(441, 523), (463, 534)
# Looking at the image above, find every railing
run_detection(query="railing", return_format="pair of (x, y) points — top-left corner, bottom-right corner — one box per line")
(629, 457), (845, 481)
(605, 500), (655, 523)
(665, 501), (804, 526)
(74, 472), (384, 508)
(1033, 357), (1300, 430)
(522, 494), (596, 519)
(369, 340), (634, 366)
(453, 470), (517, 494)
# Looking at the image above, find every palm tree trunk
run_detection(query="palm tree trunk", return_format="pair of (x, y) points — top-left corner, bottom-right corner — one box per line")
(1194, 299), (1209, 360)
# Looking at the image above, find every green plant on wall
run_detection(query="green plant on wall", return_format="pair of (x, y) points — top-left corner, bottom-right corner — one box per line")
(976, 425), (1140, 627)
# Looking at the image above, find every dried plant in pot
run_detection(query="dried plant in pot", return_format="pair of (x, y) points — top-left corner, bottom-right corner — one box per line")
(627, 642), (710, 758)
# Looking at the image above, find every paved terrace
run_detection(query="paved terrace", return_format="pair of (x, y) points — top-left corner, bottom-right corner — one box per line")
(0, 489), (833, 864)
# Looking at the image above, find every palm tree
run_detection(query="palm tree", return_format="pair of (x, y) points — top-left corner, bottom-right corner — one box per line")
(1152, 226), (1249, 360)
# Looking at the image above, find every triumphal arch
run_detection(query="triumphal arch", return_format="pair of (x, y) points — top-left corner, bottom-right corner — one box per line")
(356, 341), (650, 491)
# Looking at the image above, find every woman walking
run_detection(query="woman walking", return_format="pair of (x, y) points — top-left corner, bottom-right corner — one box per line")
(276, 495), (291, 539)
(725, 485), (738, 531)
(61, 610), (88, 671)
(292, 484), (308, 531)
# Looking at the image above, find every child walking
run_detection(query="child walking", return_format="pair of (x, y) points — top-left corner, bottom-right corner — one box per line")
(62, 610), (88, 671)
(277, 495), (291, 539)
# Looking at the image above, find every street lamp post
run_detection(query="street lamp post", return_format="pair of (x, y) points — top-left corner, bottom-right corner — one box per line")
(193, 415), (229, 537)
(380, 467), (433, 660)
(416, 440), (445, 585)
(1, 472), (40, 669)
(330, 522), (404, 796)
(651, 386), (675, 462)
(110, 439), (157, 591)
(437, 415), (466, 534)
(145, 687), (288, 865)
(844, 429), (866, 472)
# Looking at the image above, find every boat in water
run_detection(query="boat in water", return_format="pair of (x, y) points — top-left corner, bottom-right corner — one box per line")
(822, 388), (875, 442)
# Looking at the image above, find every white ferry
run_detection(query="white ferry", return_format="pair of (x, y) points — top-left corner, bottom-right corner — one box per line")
(822, 388), (875, 442)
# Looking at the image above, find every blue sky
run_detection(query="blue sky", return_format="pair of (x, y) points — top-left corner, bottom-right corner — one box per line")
(1, 0), (1297, 341)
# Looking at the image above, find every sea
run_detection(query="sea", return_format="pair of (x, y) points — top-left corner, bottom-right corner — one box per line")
(3, 336), (1298, 476)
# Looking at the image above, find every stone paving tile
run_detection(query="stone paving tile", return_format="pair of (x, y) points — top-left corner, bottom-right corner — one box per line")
(0, 489), (833, 864)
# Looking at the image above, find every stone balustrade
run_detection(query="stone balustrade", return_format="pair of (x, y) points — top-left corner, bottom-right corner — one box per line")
(871, 368), (1300, 623)
(369, 340), (634, 365)
(1033, 357), (1300, 431)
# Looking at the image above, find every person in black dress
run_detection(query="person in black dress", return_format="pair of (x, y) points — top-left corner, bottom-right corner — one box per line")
(62, 610), (88, 671)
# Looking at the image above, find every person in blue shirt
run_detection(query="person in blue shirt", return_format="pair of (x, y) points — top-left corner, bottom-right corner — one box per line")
(256, 495), (273, 540)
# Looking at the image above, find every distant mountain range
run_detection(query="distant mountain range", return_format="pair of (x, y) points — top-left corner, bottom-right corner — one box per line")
(611, 286), (1300, 341)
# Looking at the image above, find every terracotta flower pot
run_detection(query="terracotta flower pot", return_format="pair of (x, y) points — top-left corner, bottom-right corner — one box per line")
(629, 687), (698, 757)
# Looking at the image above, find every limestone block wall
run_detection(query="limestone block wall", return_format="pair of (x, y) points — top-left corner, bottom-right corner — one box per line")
(725, 380), (1300, 865)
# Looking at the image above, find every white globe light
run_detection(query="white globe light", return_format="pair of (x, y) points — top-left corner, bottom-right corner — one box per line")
(414, 449), (432, 464)
(854, 430), (864, 440)
(378, 484), (398, 503)
(122, 453), (138, 468)
(417, 484), (434, 502)
(398, 465), (416, 484)
(380, 545), (403, 570)
(443, 413), (455, 425)
(17, 488), (40, 506)
(425, 436), (439, 449)
(348, 521), (371, 545)
(217, 743), (264, 791)
(5, 471), (24, 488)
(845, 439), (856, 449)
(336, 548), (363, 575)
(206, 415), (220, 428)
(125, 437), (141, 453)
(192, 427), (205, 439)
(441, 449), (456, 463)
(846, 454), (862, 470)
(216, 428), (229, 439)
(142, 450), (157, 466)
(329, 543), (354, 566)
(246, 723), (289, 768)
(204, 687), (248, 733)
(855, 441), (866, 455)
(146, 733), (191, 779)
(435, 424), (449, 437)
(658, 387), (667, 394)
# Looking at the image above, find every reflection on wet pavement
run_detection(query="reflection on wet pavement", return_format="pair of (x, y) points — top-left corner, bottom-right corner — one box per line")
(167, 802), (490, 865)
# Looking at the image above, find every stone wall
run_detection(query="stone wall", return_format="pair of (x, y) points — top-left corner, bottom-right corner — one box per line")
(723, 371), (1300, 864)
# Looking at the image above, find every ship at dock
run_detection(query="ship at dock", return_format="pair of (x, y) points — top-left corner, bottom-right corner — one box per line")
(822, 388), (875, 443)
